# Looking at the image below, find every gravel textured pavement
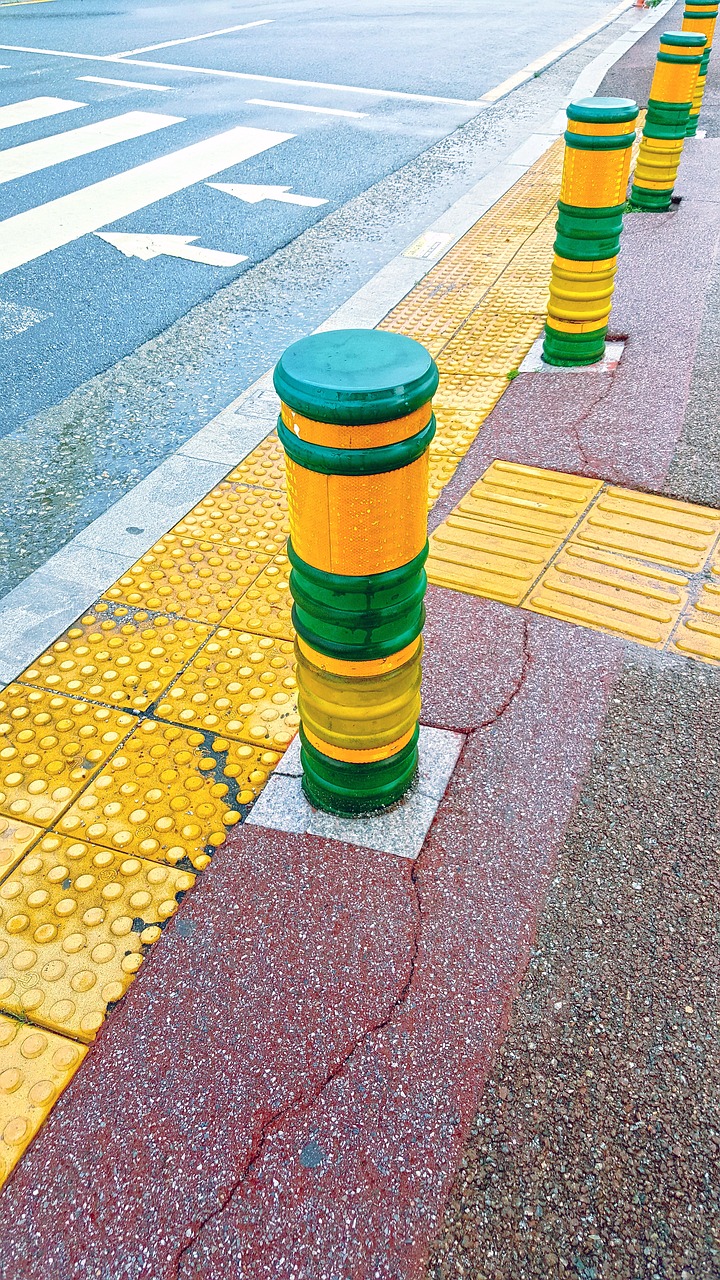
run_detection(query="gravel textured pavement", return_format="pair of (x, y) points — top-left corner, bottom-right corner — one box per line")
(427, 25), (720, 1280)
(427, 650), (720, 1280)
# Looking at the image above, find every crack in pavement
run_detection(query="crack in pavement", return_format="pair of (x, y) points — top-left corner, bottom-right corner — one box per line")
(422, 615), (533, 737)
(170, 619), (534, 1276)
(565, 356), (623, 479)
(172, 859), (424, 1278)
(477, 615), (532, 731)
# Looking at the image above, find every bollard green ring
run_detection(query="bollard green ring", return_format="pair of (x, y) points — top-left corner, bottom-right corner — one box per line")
(277, 413), (436, 476)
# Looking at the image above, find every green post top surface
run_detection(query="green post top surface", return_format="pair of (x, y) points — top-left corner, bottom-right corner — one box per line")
(566, 96), (638, 125)
(273, 329), (439, 425)
(660, 30), (707, 44)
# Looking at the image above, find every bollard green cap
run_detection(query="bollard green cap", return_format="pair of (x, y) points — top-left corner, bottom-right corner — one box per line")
(660, 29), (707, 43)
(566, 96), (638, 124)
(273, 329), (439, 425)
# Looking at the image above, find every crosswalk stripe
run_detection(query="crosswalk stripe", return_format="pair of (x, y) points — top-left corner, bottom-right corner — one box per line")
(0, 110), (183, 185)
(0, 124), (293, 276)
(0, 96), (85, 130)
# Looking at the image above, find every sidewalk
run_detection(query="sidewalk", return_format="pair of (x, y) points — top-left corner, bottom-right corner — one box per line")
(1, 4), (719, 1277)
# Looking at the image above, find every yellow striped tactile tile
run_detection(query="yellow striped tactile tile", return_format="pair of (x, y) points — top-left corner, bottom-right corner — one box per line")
(0, 134), (584, 1180)
(428, 460), (720, 658)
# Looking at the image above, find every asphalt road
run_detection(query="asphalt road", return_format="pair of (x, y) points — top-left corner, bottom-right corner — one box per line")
(0, 0), (623, 439)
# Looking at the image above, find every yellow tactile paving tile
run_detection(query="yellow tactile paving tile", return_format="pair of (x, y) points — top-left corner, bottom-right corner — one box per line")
(0, 818), (42, 881)
(430, 408), (490, 460)
(105, 532), (264, 624)
(572, 487), (720, 574)
(0, 1016), (87, 1185)
(525, 545), (689, 648)
(379, 142), (563, 357)
(155, 628), (299, 749)
(427, 461), (602, 603)
(438, 313), (544, 377)
(176, 481), (288, 545)
(228, 433), (286, 491)
(224, 553), (294, 640)
(18, 605), (210, 711)
(223, 741), (285, 806)
(0, 687), (134, 829)
(428, 453), (464, 508)
(0, 834), (194, 1041)
(671, 581), (720, 663)
(56, 721), (245, 871)
(104, 483), (289, 625)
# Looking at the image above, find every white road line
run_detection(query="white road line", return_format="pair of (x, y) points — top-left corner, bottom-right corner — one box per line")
(0, 123), (292, 276)
(246, 98), (367, 119)
(0, 110), (183, 185)
(0, 96), (85, 130)
(111, 19), (273, 59)
(113, 59), (482, 106)
(77, 75), (172, 92)
(0, 47), (483, 106)
(0, 46), (111, 62)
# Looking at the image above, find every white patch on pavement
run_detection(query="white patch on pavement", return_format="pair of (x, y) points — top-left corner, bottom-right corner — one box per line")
(0, 299), (51, 338)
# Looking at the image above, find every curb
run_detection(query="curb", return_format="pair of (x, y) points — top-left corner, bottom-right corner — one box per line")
(0, 0), (679, 685)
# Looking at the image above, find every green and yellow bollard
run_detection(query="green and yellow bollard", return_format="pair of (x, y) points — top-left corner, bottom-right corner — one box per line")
(274, 329), (438, 815)
(543, 96), (639, 367)
(682, 0), (718, 134)
(629, 32), (706, 211)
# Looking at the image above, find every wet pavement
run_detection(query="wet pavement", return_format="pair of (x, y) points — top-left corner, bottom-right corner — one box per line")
(0, 4), (640, 599)
(2, 3), (718, 1276)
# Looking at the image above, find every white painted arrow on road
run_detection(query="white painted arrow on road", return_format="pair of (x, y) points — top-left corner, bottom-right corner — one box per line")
(95, 231), (247, 267)
(209, 182), (328, 207)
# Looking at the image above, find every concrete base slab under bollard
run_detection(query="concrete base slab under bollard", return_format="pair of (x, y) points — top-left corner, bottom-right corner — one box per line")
(246, 725), (465, 859)
(520, 336), (625, 374)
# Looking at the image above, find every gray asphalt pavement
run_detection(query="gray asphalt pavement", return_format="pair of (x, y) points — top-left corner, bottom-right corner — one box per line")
(0, 0), (633, 600)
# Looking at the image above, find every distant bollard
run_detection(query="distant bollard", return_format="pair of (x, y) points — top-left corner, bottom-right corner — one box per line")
(274, 329), (438, 815)
(682, 0), (719, 134)
(629, 32), (706, 211)
(543, 96), (639, 367)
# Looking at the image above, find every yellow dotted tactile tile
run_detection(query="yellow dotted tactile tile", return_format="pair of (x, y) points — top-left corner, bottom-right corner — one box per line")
(379, 142), (563, 359)
(18, 604), (210, 711)
(571, 488), (720, 574)
(0, 834), (194, 1041)
(224, 553), (294, 641)
(0, 817), (42, 882)
(0, 1016), (87, 1184)
(224, 740), (284, 805)
(431, 408), (492, 459)
(155, 629), (298, 749)
(427, 461), (603, 604)
(438, 315), (544, 378)
(525, 545), (689, 648)
(57, 721), (242, 871)
(105, 532), (260, 625)
(428, 453), (463, 508)
(175, 481), (287, 547)
(228, 433), (286, 492)
(0, 687), (134, 829)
